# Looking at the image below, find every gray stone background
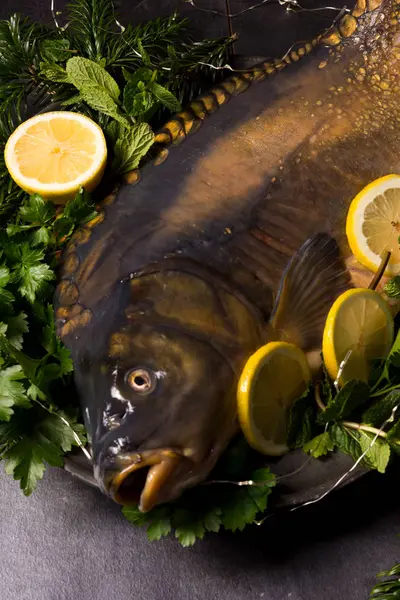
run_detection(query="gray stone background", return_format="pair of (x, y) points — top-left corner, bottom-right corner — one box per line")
(0, 1), (399, 599)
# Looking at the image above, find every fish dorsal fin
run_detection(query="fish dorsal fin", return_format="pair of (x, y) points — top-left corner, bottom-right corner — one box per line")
(148, 0), (383, 151)
(269, 233), (352, 351)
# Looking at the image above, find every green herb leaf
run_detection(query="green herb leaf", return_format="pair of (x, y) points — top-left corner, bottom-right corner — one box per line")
(330, 423), (391, 473)
(123, 86), (154, 117)
(39, 62), (71, 83)
(318, 380), (370, 423)
(173, 509), (205, 546)
(384, 275), (400, 299)
(358, 431), (391, 473)
(221, 468), (275, 532)
(303, 431), (334, 458)
(66, 56), (120, 102)
(79, 85), (130, 127)
(148, 82), (181, 112)
(6, 312), (28, 351)
(113, 122), (154, 174)
(40, 39), (71, 63)
(146, 506), (172, 541)
(20, 194), (56, 224)
(203, 507), (222, 533)
(5, 440), (47, 496)
(363, 390), (400, 427)
(0, 365), (30, 421)
(4, 409), (86, 495)
(287, 385), (316, 449)
(61, 94), (84, 107)
(13, 244), (54, 303)
(330, 423), (363, 462)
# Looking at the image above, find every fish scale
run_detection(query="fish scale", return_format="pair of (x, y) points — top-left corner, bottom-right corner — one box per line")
(54, 0), (400, 511)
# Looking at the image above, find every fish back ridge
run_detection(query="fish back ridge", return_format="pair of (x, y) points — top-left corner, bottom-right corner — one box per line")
(136, 0), (388, 160)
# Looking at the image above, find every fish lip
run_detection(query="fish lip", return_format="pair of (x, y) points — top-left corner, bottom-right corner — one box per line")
(105, 448), (189, 511)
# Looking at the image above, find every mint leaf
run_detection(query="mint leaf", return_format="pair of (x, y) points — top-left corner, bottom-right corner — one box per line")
(358, 431), (390, 473)
(304, 431), (334, 458)
(19, 194), (56, 224)
(0, 365), (30, 421)
(39, 62), (70, 83)
(113, 122), (154, 174)
(66, 56), (120, 102)
(330, 423), (363, 462)
(41, 39), (71, 62)
(384, 275), (400, 299)
(148, 82), (181, 113)
(61, 94), (83, 107)
(79, 85), (130, 127)
(318, 380), (369, 423)
(123, 86), (154, 117)
(287, 385), (316, 449)
(122, 67), (153, 86)
(363, 390), (400, 427)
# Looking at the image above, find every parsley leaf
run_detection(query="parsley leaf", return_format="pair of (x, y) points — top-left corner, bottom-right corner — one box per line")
(0, 365), (30, 421)
(9, 244), (54, 303)
(4, 409), (86, 495)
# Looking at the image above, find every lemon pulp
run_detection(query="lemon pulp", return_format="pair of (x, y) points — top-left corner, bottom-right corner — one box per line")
(322, 288), (394, 384)
(237, 341), (311, 456)
(5, 111), (107, 203)
(346, 174), (400, 276)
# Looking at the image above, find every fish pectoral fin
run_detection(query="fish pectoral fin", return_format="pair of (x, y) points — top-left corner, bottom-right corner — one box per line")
(269, 233), (352, 351)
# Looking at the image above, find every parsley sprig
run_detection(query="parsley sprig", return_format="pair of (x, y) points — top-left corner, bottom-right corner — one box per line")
(122, 437), (276, 546)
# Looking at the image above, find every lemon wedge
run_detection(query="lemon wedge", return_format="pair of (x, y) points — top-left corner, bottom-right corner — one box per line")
(322, 288), (394, 385)
(346, 174), (400, 276)
(237, 341), (311, 456)
(5, 111), (107, 204)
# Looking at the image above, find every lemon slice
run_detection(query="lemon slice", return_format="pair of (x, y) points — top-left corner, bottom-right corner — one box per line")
(322, 288), (394, 385)
(5, 111), (107, 204)
(237, 341), (311, 456)
(346, 174), (400, 276)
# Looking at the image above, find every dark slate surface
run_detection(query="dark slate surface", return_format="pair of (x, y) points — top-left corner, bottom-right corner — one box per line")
(1, 1), (399, 599)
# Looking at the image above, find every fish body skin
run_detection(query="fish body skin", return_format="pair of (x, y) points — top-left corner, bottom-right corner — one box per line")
(56, 0), (400, 510)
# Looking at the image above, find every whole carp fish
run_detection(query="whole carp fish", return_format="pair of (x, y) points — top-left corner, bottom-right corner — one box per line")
(55, 0), (400, 512)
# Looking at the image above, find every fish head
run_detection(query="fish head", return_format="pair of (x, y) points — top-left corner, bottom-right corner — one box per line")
(81, 267), (262, 512)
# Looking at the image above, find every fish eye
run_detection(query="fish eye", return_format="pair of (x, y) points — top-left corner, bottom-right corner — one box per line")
(125, 368), (156, 395)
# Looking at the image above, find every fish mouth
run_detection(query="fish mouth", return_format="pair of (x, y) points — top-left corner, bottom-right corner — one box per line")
(107, 449), (188, 512)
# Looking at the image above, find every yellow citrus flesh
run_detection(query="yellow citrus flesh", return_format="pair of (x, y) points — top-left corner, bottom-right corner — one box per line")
(4, 111), (107, 204)
(237, 341), (311, 456)
(346, 174), (400, 276)
(322, 288), (394, 385)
